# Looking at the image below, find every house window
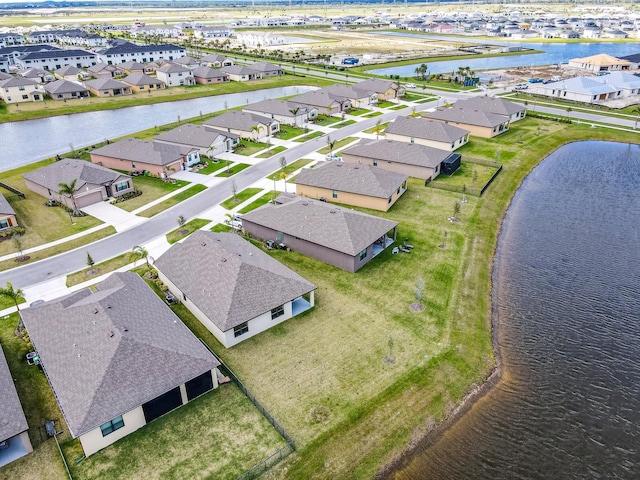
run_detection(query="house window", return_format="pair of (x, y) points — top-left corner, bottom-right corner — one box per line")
(100, 416), (125, 436)
(22, 95), (28, 100)
(115, 181), (129, 192)
(19, 86), (25, 91)
(373, 159), (378, 166)
(359, 248), (367, 260)
(332, 190), (338, 199)
(388, 196), (392, 204)
(410, 137), (415, 143)
(0, 218), (8, 229)
(234, 322), (249, 337)
(271, 305), (285, 320)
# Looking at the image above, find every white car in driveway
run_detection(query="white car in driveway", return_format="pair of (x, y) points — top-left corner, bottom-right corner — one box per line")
(325, 153), (342, 161)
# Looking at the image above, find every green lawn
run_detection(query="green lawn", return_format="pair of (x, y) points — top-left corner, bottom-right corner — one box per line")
(137, 184), (207, 218)
(166, 218), (210, 244)
(0, 295), (25, 310)
(66, 252), (130, 287)
(238, 192), (276, 214)
(389, 104), (409, 110)
(293, 130), (325, 142)
(215, 163), (251, 178)
(363, 122), (389, 135)
(256, 145), (287, 158)
(330, 119), (357, 128)
(318, 137), (358, 155)
(233, 140), (270, 156)
(210, 223), (233, 233)
(376, 100), (395, 108)
(267, 158), (314, 180)
(430, 162), (500, 196)
(363, 111), (383, 118)
(115, 175), (190, 212)
(313, 115), (342, 126)
(346, 108), (370, 116)
(277, 125), (306, 140)
(221, 188), (263, 210)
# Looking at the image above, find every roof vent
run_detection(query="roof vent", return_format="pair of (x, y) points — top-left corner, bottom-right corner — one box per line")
(302, 201), (308, 206)
(221, 257), (227, 262)
(201, 242), (207, 247)
(109, 330), (114, 337)
(330, 210), (337, 214)
(93, 308), (99, 314)
(106, 305), (112, 309)
(123, 326), (128, 332)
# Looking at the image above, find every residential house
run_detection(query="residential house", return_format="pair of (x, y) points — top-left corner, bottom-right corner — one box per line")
(155, 63), (195, 87)
(341, 138), (460, 180)
(0, 44), (60, 67)
(0, 33), (25, 48)
(322, 84), (378, 108)
(21, 67), (54, 83)
(54, 65), (83, 81)
(424, 104), (511, 138)
(16, 49), (97, 71)
(384, 116), (470, 151)
(121, 72), (165, 93)
(154, 123), (239, 157)
(235, 31), (285, 46)
(87, 62), (125, 79)
(20, 272), (221, 458)
(0, 57), (9, 73)
(592, 71), (640, 98)
(85, 78), (132, 97)
(172, 56), (201, 69)
(23, 159), (134, 208)
(44, 79), (90, 100)
(453, 96), (526, 123)
(97, 42), (185, 65)
(220, 65), (261, 82)
(203, 111), (279, 140)
(249, 61), (283, 78)
(0, 344), (32, 468)
(0, 193), (18, 230)
(193, 26), (234, 39)
(130, 25), (180, 39)
(355, 78), (405, 100)
(288, 89), (351, 115)
(568, 53), (631, 73)
(192, 66), (229, 85)
(243, 98), (317, 126)
(241, 193), (398, 272)
(536, 76), (622, 103)
(58, 31), (107, 48)
(0, 76), (43, 103)
(118, 61), (150, 74)
(199, 54), (233, 68)
(295, 161), (408, 211)
(91, 138), (199, 176)
(155, 231), (316, 348)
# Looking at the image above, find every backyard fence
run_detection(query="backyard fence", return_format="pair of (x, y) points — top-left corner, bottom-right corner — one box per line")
(201, 342), (296, 479)
(427, 158), (503, 197)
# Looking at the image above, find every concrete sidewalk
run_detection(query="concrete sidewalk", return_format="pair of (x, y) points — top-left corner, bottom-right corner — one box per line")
(81, 202), (146, 233)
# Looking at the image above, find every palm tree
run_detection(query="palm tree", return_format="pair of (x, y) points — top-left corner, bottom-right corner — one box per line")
(326, 136), (336, 156)
(279, 156), (287, 193)
(250, 125), (260, 141)
(289, 107), (300, 127)
(374, 119), (383, 140)
(130, 245), (152, 275)
(0, 282), (23, 312)
(58, 178), (79, 215)
(632, 106), (640, 130)
(414, 63), (428, 80)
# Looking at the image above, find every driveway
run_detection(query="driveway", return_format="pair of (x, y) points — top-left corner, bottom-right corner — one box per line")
(81, 202), (146, 233)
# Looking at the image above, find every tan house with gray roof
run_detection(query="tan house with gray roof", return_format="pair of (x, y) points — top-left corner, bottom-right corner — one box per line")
(453, 96), (526, 123)
(424, 101), (514, 138)
(43, 78), (89, 100)
(0, 76), (43, 103)
(85, 77), (132, 97)
(0, 193), (18, 230)
(0, 344), (32, 468)
(192, 66), (229, 85)
(384, 116), (469, 151)
(242, 193), (398, 272)
(121, 72), (164, 92)
(355, 78), (405, 100)
(243, 98), (317, 126)
(155, 231), (316, 348)
(203, 111), (279, 140)
(295, 161), (408, 211)
(23, 159), (134, 209)
(341, 139), (460, 180)
(220, 65), (261, 82)
(91, 139), (200, 177)
(20, 272), (220, 457)
(154, 123), (240, 157)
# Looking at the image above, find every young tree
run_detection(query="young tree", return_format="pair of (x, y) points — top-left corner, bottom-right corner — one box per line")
(471, 168), (478, 185)
(439, 230), (448, 249)
(0, 282), (23, 312)
(130, 245), (152, 275)
(279, 156), (288, 193)
(452, 200), (461, 221)
(415, 278), (425, 304)
(461, 184), (467, 203)
(13, 234), (25, 261)
(86, 252), (95, 268)
(326, 136), (336, 156)
(231, 180), (238, 201)
(177, 215), (186, 228)
(58, 178), (79, 215)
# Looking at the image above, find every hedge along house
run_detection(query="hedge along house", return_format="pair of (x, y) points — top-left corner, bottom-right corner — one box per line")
(91, 138), (200, 177)
(341, 138), (460, 181)
(0, 344), (32, 468)
(23, 159), (134, 209)
(154, 231), (316, 348)
(20, 272), (221, 458)
(294, 161), (408, 212)
(241, 193), (398, 273)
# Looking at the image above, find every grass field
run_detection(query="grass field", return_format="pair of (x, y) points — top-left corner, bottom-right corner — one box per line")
(267, 158), (314, 180)
(293, 130), (324, 142)
(220, 188), (263, 210)
(66, 252), (130, 287)
(233, 140), (270, 156)
(136, 184), (207, 218)
(256, 145), (287, 158)
(166, 218), (210, 244)
(114, 175), (189, 212)
(238, 192), (275, 214)
(277, 125), (307, 140)
(318, 137), (359, 154)
(215, 163), (251, 178)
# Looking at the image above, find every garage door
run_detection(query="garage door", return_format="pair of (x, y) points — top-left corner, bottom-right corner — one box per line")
(75, 190), (104, 208)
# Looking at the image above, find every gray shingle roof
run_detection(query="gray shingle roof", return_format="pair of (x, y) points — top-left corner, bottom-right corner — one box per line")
(20, 272), (219, 438)
(23, 158), (128, 193)
(155, 123), (238, 148)
(0, 76), (39, 88)
(289, 90), (346, 109)
(0, 344), (28, 441)
(424, 105), (509, 128)
(19, 49), (95, 60)
(242, 194), (398, 256)
(55, 65), (81, 76)
(249, 61), (282, 73)
(85, 77), (129, 90)
(192, 66), (228, 79)
(454, 96), (525, 116)
(295, 161), (408, 199)
(323, 83), (374, 100)
(355, 78), (399, 94)
(204, 111), (273, 131)
(118, 61), (145, 71)
(157, 63), (191, 74)
(243, 98), (310, 117)
(199, 54), (231, 64)
(155, 231), (316, 332)
(98, 42), (183, 55)
(44, 79), (89, 95)
(0, 192), (15, 216)
(221, 65), (260, 76)
(122, 72), (163, 87)
(342, 139), (452, 168)
(92, 139), (194, 166)
(384, 116), (469, 142)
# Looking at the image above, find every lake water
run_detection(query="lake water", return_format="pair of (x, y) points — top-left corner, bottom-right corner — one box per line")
(384, 141), (640, 479)
(0, 85), (315, 172)
(368, 34), (640, 76)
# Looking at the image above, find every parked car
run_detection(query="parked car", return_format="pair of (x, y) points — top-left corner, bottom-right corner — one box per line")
(513, 83), (528, 91)
(405, 83), (417, 88)
(325, 153), (342, 161)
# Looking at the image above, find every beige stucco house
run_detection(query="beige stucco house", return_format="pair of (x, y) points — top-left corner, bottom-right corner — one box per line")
(0, 193), (18, 230)
(155, 231), (316, 348)
(0, 76), (43, 104)
(203, 111), (279, 140)
(20, 272), (221, 458)
(384, 116), (470, 151)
